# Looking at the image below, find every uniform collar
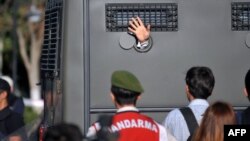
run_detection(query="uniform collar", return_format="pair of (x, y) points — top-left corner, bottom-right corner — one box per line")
(189, 99), (209, 107)
(117, 106), (139, 113)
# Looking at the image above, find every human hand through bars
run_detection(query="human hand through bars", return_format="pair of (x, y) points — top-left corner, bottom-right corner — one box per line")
(128, 17), (151, 43)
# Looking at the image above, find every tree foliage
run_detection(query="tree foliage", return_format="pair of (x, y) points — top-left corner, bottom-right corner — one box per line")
(0, 0), (45, 100)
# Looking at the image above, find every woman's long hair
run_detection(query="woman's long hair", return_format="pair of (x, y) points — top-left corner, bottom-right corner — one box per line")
(192, 101), (236, 141)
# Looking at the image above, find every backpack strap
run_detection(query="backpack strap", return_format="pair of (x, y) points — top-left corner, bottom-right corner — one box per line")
(242, 107), (250, 124)
(236, 111), (243, 124)
(180, 107), (198, 134)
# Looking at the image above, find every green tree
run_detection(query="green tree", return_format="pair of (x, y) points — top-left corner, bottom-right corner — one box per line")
(0, 0), (13, 74)
(0, 0), (45, 101)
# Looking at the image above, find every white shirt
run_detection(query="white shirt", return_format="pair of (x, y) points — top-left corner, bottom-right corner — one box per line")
(163, 99), (209, 141)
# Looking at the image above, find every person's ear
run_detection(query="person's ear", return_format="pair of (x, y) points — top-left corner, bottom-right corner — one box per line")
(186, 85), (194, 101)
(110, 93), (115, 103)
(244, 88), (248, 97)
(185, 85), (190, 95)
(137, 95), (142, 100)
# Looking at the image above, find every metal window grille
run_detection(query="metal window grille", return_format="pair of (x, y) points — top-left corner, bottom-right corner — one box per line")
(232, 2), (250, 31)
(106, 3), (178, 32)
(41, 0), (63, 78)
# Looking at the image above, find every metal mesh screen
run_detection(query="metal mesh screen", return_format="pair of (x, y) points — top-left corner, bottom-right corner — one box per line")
(232, 2), (250, 31)
(41, 0), (63, 78)
(106, 3), (178, 32)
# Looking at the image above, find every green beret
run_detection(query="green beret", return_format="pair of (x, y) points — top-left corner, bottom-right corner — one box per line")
(111, 70), (144, 93)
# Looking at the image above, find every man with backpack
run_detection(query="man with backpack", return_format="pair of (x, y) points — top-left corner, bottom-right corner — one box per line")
(163, 66), (215, 141)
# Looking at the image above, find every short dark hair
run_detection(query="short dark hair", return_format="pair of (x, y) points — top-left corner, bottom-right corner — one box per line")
(111, 86), (140, 106)
(185, 66), (215, 99)
(245, 69), (250, 101)
(44, 123), (83, 141)
(0, 78), (10, 96)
